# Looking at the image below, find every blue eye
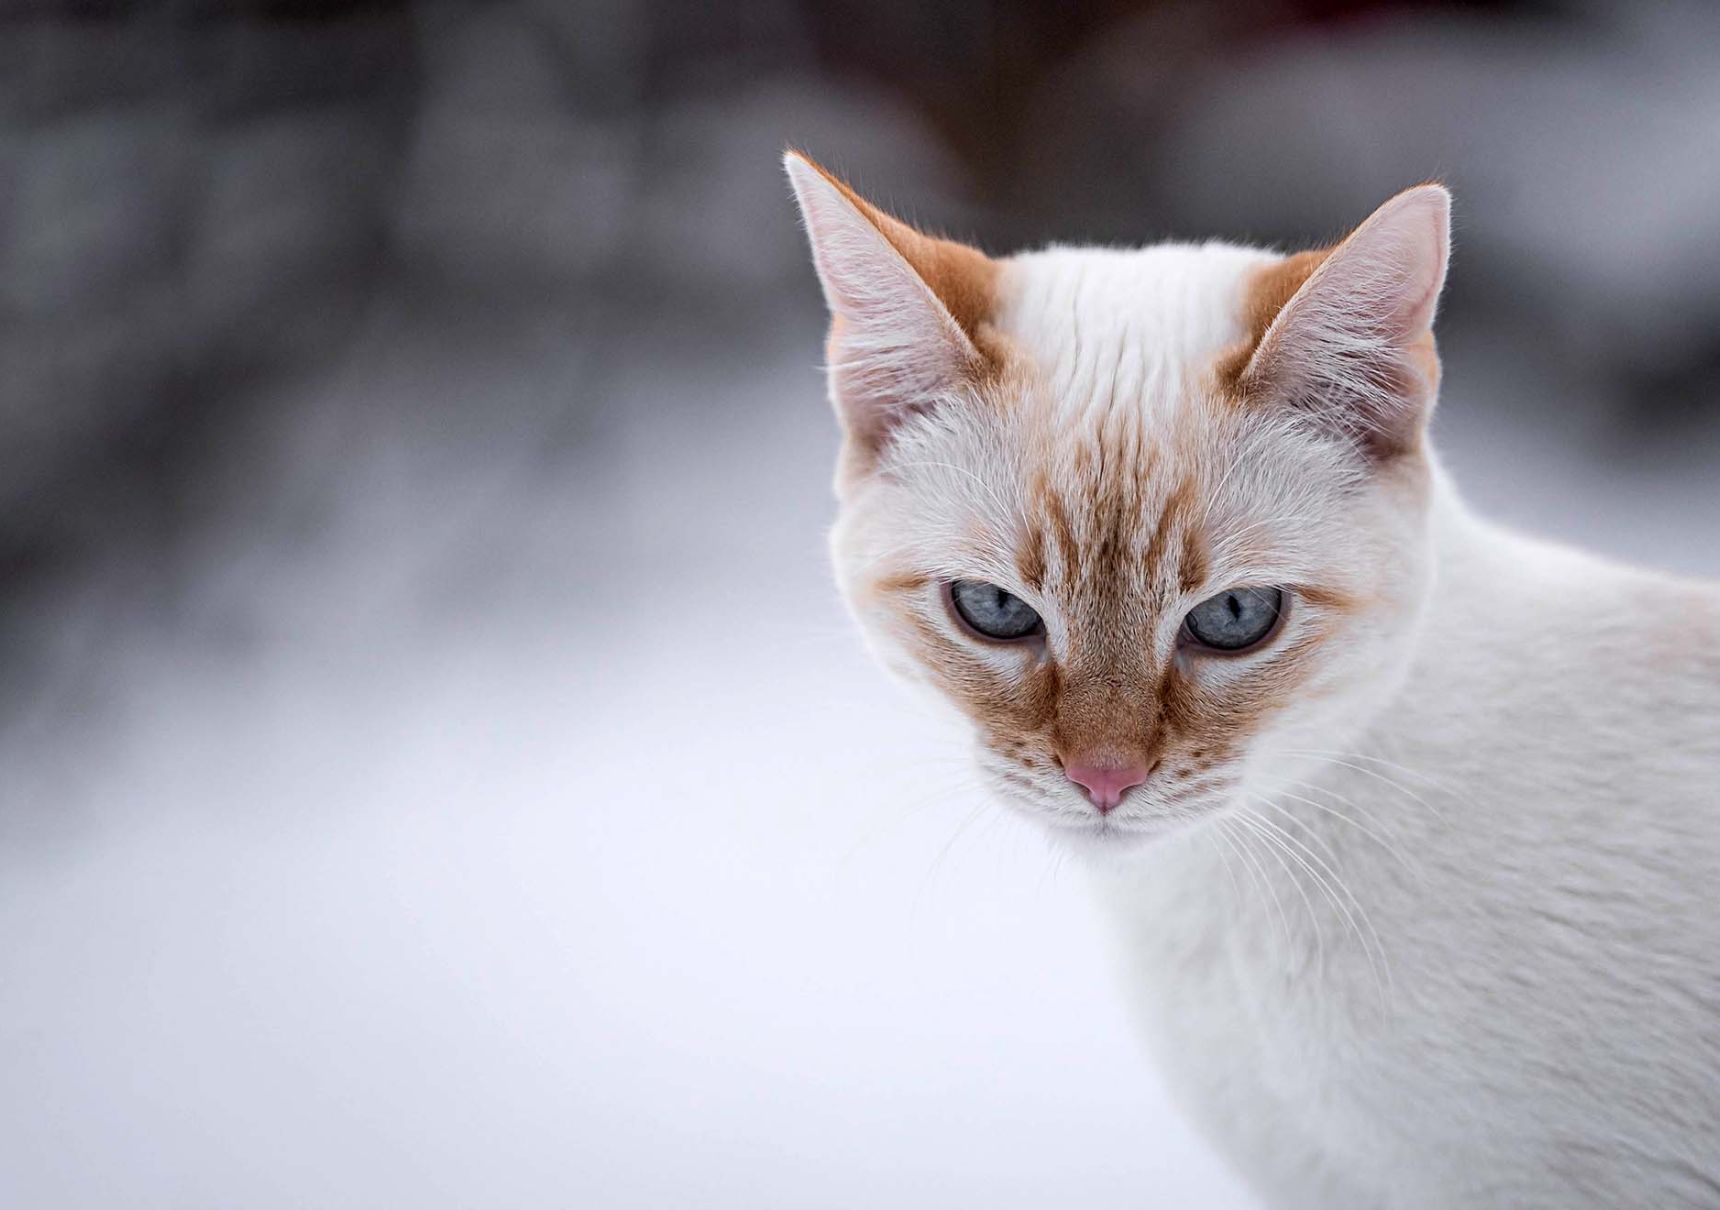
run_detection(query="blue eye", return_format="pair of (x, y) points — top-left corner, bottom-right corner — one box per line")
(1183, 587), (1284, 652)
(948, 580), (1043, 641)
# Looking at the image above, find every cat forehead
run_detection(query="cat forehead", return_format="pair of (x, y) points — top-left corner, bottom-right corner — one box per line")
(994, 241), (1281, 424)
(867, 238), (1364, 584)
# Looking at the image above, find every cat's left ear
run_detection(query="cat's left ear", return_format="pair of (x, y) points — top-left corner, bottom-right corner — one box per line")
(1235, 184), (1450, 461)
(783, 151), (1001, 476)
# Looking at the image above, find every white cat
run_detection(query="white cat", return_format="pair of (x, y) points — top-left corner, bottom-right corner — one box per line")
(786, 150), (1720, 1208)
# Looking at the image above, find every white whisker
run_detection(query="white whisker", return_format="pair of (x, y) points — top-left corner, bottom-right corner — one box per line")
(1234, 808), (1327, 981)
(1220, 814), (1294, 957)
(1270, 747), (1450, 824)
(1271, 784), (1420, 876)
(1242, 799), (1392, 1007)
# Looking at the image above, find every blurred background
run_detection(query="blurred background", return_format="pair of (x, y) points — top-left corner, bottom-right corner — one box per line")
(1, 1), (1717, 1206)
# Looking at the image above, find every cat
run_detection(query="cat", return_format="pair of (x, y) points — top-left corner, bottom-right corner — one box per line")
(784, 150), (1720, 1209)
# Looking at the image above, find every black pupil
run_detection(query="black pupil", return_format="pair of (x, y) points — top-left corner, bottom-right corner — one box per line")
(1185, 587), (1281, 651)
(951, 580), (1040, 639)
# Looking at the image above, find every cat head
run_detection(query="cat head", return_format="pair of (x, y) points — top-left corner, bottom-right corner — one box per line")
(786, 152), (1449, 857)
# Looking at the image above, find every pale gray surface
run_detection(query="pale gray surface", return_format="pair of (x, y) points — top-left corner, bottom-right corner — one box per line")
(1, 314), (1714, 1207)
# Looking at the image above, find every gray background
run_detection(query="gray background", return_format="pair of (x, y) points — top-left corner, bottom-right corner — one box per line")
(1, 2), (1717, 1205)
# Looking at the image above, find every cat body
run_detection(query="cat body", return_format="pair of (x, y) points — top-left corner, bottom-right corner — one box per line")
(784, 151), (1720, 1207)
(1099, 498), (1720, 1208)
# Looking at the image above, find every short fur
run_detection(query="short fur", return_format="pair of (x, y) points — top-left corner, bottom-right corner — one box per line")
(786, 151), (1720, 1208)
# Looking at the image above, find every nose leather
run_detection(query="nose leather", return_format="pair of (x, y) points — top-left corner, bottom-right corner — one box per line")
(1064, 760), (1151, 812)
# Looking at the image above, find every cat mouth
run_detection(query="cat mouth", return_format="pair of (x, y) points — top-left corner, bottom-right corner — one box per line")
(989, 789), (1233, 862)
(987, 775), (1216, 852)
(1039, 812), (1176, 849)
(1039, 818), (1166, 860)
(1030, 795), (1227, 857)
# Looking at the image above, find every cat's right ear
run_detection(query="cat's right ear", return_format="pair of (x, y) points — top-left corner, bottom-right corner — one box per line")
(783, 151), (999, 473)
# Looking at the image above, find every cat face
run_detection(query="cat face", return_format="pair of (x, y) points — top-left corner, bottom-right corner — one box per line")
(788, 154), (1449, 856)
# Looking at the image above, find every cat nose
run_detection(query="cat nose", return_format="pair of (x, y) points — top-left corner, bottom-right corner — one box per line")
(1063, 758), (1151, 813)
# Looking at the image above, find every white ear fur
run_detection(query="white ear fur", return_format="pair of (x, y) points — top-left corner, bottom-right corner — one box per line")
(1243, 185), (1451, 459)
(783, 152), (986, 462)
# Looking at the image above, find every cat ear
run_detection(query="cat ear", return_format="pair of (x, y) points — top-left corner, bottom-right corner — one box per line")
(1236, 184), (1451, 461)
(783, 151), (999, 469)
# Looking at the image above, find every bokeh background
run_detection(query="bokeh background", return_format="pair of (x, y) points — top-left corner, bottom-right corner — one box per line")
(3, 2), (1718, 1206)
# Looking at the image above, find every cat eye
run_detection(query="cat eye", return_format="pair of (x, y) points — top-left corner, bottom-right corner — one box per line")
(947, 580), (1044, 642)
(1182, 587), (1285, 653)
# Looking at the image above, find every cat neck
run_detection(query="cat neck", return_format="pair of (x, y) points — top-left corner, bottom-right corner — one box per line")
(1089, 459), (1595, 922)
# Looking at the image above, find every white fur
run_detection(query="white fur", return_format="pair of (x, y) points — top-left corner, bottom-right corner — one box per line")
(1094, 491), (1720, 1208)
(790, 169), (1720, 1206)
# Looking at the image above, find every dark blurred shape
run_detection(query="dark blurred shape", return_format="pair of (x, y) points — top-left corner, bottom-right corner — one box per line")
(0, 4), (414, 591)
(0, 0), (1716, 737)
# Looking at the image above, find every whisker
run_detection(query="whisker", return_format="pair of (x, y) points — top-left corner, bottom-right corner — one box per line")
(1286, 747), (1460, 795)
(913, 798), (993, 915)
(1206, 823), (1245, 906)
(1220, 815), (1294, 956)
(1242, 800), (1391, 1006)
(838, 769), (989, 867)
(1272, 783), (1420, 876)
(1234, 809), (1326, 981)
(1269, 748), (1450, 824)
(1251, 794), (1344, 869)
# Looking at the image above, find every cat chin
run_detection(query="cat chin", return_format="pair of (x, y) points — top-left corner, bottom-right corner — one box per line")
(1035, 816), (1184, 865)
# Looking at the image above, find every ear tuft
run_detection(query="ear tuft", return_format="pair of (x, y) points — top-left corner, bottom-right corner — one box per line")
(783, 151), (999, 473)
(1238, 184), (1451, 461)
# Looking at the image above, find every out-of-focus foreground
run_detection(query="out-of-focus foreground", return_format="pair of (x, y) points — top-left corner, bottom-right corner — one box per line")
(1, 3), (1717, 1206)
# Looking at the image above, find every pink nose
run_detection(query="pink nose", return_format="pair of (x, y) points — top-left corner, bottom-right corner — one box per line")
(1064, 760), (1151, 813)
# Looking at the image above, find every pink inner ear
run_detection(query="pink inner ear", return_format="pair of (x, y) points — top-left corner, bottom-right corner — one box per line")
(1242, 185), (1451, 459)
(784, 154), (993, 464)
